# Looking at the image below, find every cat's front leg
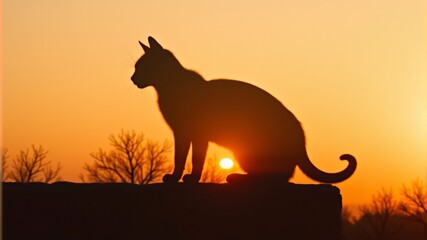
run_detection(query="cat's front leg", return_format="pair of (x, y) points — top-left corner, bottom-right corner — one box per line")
(163, 132), (191, 184)
(183, 139), (208, 183)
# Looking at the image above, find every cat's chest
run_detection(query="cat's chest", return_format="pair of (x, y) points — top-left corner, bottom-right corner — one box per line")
(157, 91), (203, 127)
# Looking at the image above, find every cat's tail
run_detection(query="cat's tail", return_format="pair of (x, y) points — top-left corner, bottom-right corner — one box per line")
(298, 153), (357, 183)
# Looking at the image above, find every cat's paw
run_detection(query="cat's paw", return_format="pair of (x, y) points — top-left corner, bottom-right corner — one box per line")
(183, 174), (200, 184)
(226, 173), (249, 184)
(162, 174), (180, 184)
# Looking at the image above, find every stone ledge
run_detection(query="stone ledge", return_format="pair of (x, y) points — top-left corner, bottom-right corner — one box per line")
(3, 182), (344, 240)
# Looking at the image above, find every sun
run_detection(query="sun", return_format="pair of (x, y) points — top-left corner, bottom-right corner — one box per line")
(219, 158), (234, 169)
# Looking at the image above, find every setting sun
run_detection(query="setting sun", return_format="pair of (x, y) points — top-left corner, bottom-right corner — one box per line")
(219, 158), (234, 169)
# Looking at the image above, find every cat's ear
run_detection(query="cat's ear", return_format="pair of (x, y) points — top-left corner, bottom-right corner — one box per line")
(148, 36), (163, 51)
(139, 41), (150, 53)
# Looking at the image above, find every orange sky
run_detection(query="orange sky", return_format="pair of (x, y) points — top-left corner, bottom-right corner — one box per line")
(2, 0), (426, 206)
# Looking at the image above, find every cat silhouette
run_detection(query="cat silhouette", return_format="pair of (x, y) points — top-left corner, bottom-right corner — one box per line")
(131, 37), (356, 184)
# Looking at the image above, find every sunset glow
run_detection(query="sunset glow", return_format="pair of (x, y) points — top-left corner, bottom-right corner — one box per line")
(2, 0), (426, 208)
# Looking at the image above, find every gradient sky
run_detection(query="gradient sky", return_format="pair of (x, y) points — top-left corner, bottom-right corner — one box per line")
(2, 0), (426, 207)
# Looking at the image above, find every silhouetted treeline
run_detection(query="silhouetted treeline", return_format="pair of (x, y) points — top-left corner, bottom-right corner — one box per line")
(343, 179), (427, 240)
(1, 130), (234, 185)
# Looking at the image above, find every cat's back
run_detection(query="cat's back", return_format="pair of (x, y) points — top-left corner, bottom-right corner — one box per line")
(197, 79), (302, 148)
(204, 79), (287, 113)
(198, 79), (299, 128)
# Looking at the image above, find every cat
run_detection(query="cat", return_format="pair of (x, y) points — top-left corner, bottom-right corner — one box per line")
(131, 37), (357, 184)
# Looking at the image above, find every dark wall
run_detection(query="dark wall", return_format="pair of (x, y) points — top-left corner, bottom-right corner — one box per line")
(3, 182), (344, 240)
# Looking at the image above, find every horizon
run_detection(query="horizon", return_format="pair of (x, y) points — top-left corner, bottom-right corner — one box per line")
(2, 0), (427, 208)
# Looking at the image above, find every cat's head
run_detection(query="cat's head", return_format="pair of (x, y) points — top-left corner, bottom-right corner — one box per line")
(131, 37), (181, 89)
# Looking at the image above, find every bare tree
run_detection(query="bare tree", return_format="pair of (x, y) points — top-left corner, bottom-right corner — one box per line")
(82, 130), (172, 184)
(140, 140), (172, 184)
(42, 163), (63, 183)
(342, 205), (356, 224)
(398, 178), (427, 239)
(2, 147), (9, 181)
(8, 145), (61, 183)
(342, 205), (361, 240)
(358, 188), (400, 240)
